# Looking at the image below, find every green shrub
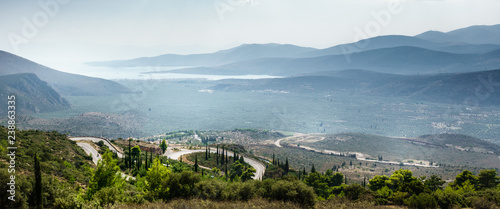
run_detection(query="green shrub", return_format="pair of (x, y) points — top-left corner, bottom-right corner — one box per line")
(194, 179), (227, 200)
(433, 188), (466, 209)
(405, 193), (438, 209)
(470, 197), (499, 209)
(342, 184), (371, 201)
(270, 179), (316, 207)
(93, 186), (120, 206)
(223, 181), (258, 201)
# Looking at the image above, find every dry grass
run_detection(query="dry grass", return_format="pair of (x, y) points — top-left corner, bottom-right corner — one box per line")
(108, 198), (405, 209)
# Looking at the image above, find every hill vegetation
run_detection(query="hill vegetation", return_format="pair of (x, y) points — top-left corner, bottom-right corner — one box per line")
(2, 128), (500, 209)
(0, 51), (132, 96)
(0, 73), (71, 115)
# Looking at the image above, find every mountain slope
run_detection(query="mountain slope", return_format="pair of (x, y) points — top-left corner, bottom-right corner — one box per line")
(87, 43), (317, 67)
(170, 47), (500, 76)
(416, 24), (500, 45)
(210, 69), (500, 106)
(300, 35), (447, 57)
(0, 73), (71, 114)
(0, 51), (132, 96)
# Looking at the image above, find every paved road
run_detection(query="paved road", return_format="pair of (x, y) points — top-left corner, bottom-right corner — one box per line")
(70, 137), (123, 158)
(70, 137), (135, 180)
(274, 133), (304, 148)
(76, 142), (101, 165)
(165, 148), (265, 180)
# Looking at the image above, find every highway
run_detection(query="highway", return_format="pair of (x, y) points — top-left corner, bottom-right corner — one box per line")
(70, 137), (123, 158)
(165, 147), (265, 180)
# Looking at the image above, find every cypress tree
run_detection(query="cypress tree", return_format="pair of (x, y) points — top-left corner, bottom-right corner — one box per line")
(272, 153), (275, 165)
(303, 167), (307, 176)
(195, 155), (198, 173)
(285, 157), (289, 174)
(205, 145), (208, 160)
(150, 152), (153, 168)
(233, 152), (236, 163)
(311, 164), (316, 173)
(221, 147), (225, 165)
(34, 153), (42, 209)
(208, 146), (210, 158)
(145, 150), (148, 169)
(225, 163), (228, 181)
(128, 138), (132, 169)
(225, 149), (228, 164)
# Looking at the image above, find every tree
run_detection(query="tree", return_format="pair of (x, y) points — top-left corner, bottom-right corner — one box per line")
(132, 146), (141, 170)
(304, 172), (329, 199)
(311, 164), (316, 173)
(272, 153), (275, 165)
(145, 150), (148, 169)
(452, 170), (478, 189)
(33, 153), (42, 209)
(478, 169), (499, 189)
(146, 157), (171, 196)
(285, 157), (289, 174)
(221, 148), (225, 166)
(241, 167), (256, 181)
(128, 138), (132, 169)
(205, 144), (208, 160)
(160, 139), (167, 154)
(194, 155), (199, 173)
(424, 175), (445, 191)
(87, 150), (122, 198)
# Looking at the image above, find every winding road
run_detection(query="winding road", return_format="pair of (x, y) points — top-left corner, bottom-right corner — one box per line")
(165, 147), (265, 180)
(69, 137), (134, 180)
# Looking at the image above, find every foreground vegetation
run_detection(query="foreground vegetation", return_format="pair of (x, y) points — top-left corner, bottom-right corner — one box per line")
(1, 127), (500, 209)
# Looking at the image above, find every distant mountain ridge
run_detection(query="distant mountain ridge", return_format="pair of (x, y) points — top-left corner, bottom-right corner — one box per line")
(88, 24), (500, 76)
(167, 46), (500, 76)
(87, 43), (317, 67)
(0, 51), (132, 96)
(210, 69), (500, 106)
(0, 73), (71, 114)
(416, 24), (500, 45)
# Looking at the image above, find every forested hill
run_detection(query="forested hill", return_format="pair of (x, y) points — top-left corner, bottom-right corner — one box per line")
(0, 73), (71, 115)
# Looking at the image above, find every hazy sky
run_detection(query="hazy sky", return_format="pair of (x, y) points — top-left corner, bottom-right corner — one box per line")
(1, 0), (499, 71)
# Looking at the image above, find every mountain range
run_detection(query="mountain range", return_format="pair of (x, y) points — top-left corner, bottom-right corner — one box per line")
(0, 51), (132, 96)
(89, 24), (500, 76)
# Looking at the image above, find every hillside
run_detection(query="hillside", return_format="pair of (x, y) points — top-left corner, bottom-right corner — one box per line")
(0, 51), (132, 96)
(168, 46), (500, 76)
(16, 111), (148, 138)
(279, 132), (500, 168)
(0, 127), (93, 208)
(87, 43), (316, 67)
(209, 69), (500, 106)
(0, 73), (71, 115)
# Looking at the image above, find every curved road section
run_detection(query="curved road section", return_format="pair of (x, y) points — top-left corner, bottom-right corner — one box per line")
(165, 148), (265, 180)
(70, 137), (123, 158)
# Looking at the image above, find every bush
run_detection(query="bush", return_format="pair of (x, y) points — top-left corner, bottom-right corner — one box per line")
(223, 181), (258, 201)
(161, 170), (200, 199)
(342, 184), (371, 201)
(92, 186), (120, 206)
(470, 197), (498, 209)
(433, 188), (466, 209)
(194, 179), (227, 200)
(269, 179), (316, 207)
(405, 193), (438, 209)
